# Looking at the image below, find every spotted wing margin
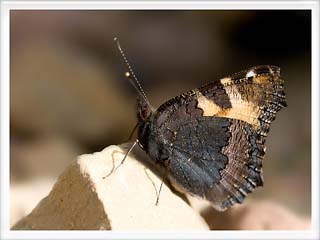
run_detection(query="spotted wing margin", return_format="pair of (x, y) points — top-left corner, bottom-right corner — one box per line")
(196, 65), (287, 138)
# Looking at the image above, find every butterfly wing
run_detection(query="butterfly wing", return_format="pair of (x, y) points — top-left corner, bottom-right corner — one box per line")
(146, 65), (286, 211)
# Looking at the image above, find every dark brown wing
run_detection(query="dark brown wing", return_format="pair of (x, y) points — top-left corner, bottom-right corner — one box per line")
(147, 65), (286, 211)
(164, 117), (264, 210)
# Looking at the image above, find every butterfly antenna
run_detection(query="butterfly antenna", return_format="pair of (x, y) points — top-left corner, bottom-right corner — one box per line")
(114, 37), (152, 108)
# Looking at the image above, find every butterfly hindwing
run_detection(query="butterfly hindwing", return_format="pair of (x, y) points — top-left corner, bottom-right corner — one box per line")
(151, 94), (266, 210)
(167, 117), (265, 210)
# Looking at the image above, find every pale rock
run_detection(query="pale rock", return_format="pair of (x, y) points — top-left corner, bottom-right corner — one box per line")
(12, 144), (209, 230)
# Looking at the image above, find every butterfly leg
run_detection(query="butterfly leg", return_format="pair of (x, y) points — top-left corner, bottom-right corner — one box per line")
(143, 167), (165, 206)
(155, 179), (164, 206)
(103, 139), (139, 179)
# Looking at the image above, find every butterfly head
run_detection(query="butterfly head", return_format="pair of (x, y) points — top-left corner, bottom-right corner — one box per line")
(137, 98), (153, 122)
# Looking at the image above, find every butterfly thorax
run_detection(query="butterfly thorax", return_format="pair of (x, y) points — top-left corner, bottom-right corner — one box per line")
(137, 99), (171, 164)
(136, 98), (154, 149)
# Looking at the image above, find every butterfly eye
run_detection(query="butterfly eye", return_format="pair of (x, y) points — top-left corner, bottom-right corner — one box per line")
(137, 98), (152, 121)
(139, 106), (151, 120)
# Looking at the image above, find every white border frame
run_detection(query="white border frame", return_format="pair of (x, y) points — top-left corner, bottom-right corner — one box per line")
(1, 1), (319, 239)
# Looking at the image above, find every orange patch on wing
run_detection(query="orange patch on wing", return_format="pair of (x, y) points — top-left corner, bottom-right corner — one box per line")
(197, 93), (222, 116)
(215, 102), (260, 128)
(196, 90), (261, 129)
(223, 85), (261, 129)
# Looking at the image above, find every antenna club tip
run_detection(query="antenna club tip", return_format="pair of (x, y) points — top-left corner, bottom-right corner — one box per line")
(125, 72), (131, 78)
(113, 37), (118, 42)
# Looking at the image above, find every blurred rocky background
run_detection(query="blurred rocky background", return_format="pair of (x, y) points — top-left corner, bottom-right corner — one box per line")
(10, 10), (311, 227)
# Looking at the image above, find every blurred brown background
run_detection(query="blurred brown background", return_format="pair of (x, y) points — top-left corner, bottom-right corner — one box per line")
(10, 10), (311, 225)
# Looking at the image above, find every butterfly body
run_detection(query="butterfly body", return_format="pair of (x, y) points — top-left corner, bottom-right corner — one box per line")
(135, 65), (286, 211)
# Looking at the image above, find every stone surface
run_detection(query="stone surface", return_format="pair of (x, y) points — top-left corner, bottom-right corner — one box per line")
(12, 144), (209, 230)
(12, 163), (111, 230)
(10, 178), (56, 227)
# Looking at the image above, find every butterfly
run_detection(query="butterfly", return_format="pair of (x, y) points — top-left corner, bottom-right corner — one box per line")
(114, 38), (287, 211)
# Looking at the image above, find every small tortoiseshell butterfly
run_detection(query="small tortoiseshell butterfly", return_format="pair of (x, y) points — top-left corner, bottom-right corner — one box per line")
(114, 38), (287, 211)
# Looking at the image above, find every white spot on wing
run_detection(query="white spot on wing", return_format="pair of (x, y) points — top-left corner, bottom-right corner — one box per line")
(246, 70), (256, 78)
